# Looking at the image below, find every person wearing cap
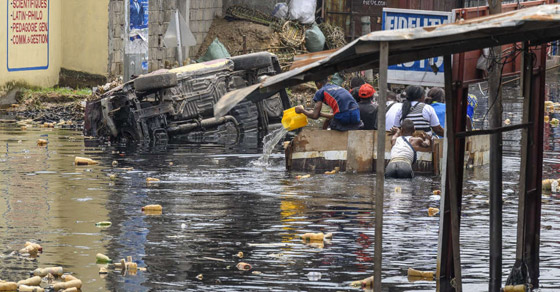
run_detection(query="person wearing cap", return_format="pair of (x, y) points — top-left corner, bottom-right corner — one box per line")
(357, 83), (378, 130)
(295, 77), (363, 131)
(386, 119), (432, 178)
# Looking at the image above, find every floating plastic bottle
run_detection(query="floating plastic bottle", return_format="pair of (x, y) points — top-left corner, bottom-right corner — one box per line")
(95, 221), (112, 227)
(96, 253), (112, 263)
(18, 285), (45, 292)
(544, 115), (550, 123)
(300, 232), (333, 241)
(146, 177), (160, 183)
(60, 288), (78, 292)
(428, 207), (440, 217)
(112, 161), (118, 167)
(551, 118), (560, 128)
(504, 118), (511, 125)
(503, 284), (526, 292)
(407, 267), (434, 280)
(350, 276), (373, 288)
(196, 274), (203, 280)
(17, 276), (42, 287)
(394, 186), (402, 193)
(295, 174), (310, 179)
(0, 282), (18, 291)
(52, 279), (82, 291)
(142, 204), (162, 212)
(281, 107), (308, 131)
(19, 242), (42, 255)
(236, 251), (244, 258)
(306, 271), (322, 281)
(74, 157), (99, 165)
(433, 190), (441, 195)
(552, 179), (558, 193)
(33, 267), (63, 277)
(37, 139), (47, 146)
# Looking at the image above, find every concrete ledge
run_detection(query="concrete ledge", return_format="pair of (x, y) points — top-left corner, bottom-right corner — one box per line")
(58, 68), (108, 89)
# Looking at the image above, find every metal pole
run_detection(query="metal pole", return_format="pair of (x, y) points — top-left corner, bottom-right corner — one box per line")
(361, 16), (374, 84)
(488, 1), (503, 291)
(374, 41), (388, 292)
(443, 54), (463, 292)
(175, 10), (183, 65)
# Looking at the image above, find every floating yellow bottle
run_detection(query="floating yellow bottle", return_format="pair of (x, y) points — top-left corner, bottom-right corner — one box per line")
(428, 207), (440, 217)
(18, 285), (45, 292)
(503, 284), (526, 292)
(33, 267), (63, 277)
(0, 282), (18, 291)
(17, 276), (42, 286)
(74, 157), (99, 165)
(407, 267), (434, 280)
(300, 232), (333, 241)
(281, 107), (308, 131)
(350, 276), (373, 288)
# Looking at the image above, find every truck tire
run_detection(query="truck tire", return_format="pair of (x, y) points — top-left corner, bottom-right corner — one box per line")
(231, 52), (273, 71)
(230, 100), (259, 134)
(133, 73), (178, 92)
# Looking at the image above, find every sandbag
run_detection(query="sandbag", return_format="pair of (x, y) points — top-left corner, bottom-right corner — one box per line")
(272, 3), (288, 20)
(197, 38), (230, 63)
(305, 24), (326, 52)
(289, 0), (316, 24)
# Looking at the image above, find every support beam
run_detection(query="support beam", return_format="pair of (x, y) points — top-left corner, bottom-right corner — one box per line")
(488, 2), (503, 290)
(373, 41), (388, 292)
(438, 54), (465, 292)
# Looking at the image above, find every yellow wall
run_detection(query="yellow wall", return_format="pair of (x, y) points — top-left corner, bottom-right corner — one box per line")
(0, 0), (109, 88)
(0, 0), (63, 87)
(61, 0), (109, 76)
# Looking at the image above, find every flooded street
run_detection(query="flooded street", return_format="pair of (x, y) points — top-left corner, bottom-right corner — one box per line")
(2, 76), (560, 291)
(1, 122), (559, 292)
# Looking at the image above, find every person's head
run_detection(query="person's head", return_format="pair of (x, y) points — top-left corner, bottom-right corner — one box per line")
(358, 84), (375, 102)
(387, 90), (397, 101)
(400, 85), (425, 122)
(315, 77), (329, 90)
(427, 87), (445, 103)
(404, 85), (425, 102)
(350, 76), (365, 89)
(401, 119), (415, 135)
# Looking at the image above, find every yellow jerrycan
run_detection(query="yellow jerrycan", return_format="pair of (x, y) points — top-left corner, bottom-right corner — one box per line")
(282, 107), (308, 131)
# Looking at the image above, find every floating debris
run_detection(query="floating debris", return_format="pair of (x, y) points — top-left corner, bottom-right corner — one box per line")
(306, 271), (321, 281)
(504, 118), (511, 125)
(96, 253), (112, 263)
(433, 190), (441, 195)
(503, 284), (527, 292)
(428, 207), (440, 217)
(146, 177), (160, 183)
(52, 274), (82, 291)
(37, 139), (47, 146)
(299, 232), (332, 242)
(350, 276), (373, 288)
(236, 262), (252, 271)
(19, 242), (43, 255)
(252, 271), (262, 275)
(99, 267), (108, 274)
(74, 157), (99, 165)
(551, 118), (559, 128)
(33, 267), (63, 277)
(236, 251), (244, 259)
(18, 284), (44, 292)
(112, 161), (118, 167)
(0, 282), (18, 291)
(295, 174), (310, 179)
(17, 276), (42, 287)
(196, 274), (203, 280)
(95, 221), (112, 227)
(394, 186), (402, 193)
(407, 267), (434, 280)
(324, 167), (340, 175)
(142, 204), (162, 212)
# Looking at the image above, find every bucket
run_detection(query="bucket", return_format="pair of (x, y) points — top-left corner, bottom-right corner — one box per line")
(281, 107), (308, 131)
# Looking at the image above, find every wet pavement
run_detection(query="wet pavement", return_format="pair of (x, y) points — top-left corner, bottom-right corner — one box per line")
(1, 80), (560, 291)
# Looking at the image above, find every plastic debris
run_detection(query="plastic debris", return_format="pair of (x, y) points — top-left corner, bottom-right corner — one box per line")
(306, 271), (322, 281)
(112, 161), (118, 167)
(169, 162), (174, 166)
(146, 177), (160, 183)
(236, 251), (244, 259)
(394, 186), (402, 193)
(19, 242), (43, 255)
(109, 174), (117, 180)
(544, 115), (550, 123)
(299, 232), (333, 242)
(96, 253), (112, 263)
(295, 174), (311, 179)
(542, 179), (560, 190)
(17, 276), (42, 287)
(95, 221), (112, 227)
(504, 118), (511, 125)
(407, 268), (434, 280)
(196, 274), (203, 280)
(551, 118), (559, 127)
(252, 271), (262, 275)
(74, 157), (99, 165)
(33, 267), (63, 277)
(52, 275), (81, 291)
(433, 190), (441, 195)
(37, 139), (47, 146)
(0, 282), (18, 291)
(99, 267), (108, 274)
(236, 262), (252, 271)
(543, 225), (552, 230)
(350, 276), (373, 288)
(552, 180), (558, 192)
(142, 204), (162, 212)
(60, 288), (78, 292)
(428, 207), (440, 217)
(503, 284), (527, 292)
(305, 24), (326, 52)
(18, 285), (44, 292)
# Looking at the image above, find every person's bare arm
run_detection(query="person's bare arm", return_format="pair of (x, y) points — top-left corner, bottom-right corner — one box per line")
(431, 125), (444, 137)
(410, 136), (432, 152)
(295, 103), (334, 119)
(391, 128), (402, 146)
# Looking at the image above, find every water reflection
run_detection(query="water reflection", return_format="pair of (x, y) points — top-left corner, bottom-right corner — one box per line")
(1, 75), (560, 291)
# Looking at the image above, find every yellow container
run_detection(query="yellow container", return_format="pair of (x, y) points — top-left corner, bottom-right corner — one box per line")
(281, 107), (308, 131)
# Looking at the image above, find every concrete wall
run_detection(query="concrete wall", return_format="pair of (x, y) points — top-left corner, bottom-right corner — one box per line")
(0, 0), (63, 87)
(108, 0), (126, 77)
(62, 0), (110, 76)
(148, 0), (223, 71)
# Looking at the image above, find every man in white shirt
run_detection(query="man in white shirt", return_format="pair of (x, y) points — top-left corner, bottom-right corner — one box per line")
(385, 90), (402, 131)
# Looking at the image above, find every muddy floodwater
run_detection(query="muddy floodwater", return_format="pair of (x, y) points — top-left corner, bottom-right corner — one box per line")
(1, 83), (560, 291)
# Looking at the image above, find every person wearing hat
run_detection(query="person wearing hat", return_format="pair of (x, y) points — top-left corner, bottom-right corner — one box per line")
(357, 83), (378, 130)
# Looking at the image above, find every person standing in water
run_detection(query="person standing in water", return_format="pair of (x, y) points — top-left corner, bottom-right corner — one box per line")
(386, 119), (432, 178)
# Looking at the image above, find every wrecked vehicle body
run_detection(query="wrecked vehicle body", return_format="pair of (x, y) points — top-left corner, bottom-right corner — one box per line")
(84, 52), (291, 145)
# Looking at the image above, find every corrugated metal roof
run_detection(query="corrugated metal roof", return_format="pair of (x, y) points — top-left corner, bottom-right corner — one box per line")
(215, 4), (560, 117)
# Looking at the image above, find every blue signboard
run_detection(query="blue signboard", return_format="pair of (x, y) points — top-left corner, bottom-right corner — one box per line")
(382, 8), (453, 86)
(130, 0), (149, 29)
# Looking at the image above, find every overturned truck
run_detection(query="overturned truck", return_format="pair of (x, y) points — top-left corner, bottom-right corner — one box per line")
(84, 52), (291, 145)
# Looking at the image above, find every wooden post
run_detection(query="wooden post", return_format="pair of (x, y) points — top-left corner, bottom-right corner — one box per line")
(374, 41), (388, 292)
(488, 2), (503, 291)
(439, 54), (463, 292)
